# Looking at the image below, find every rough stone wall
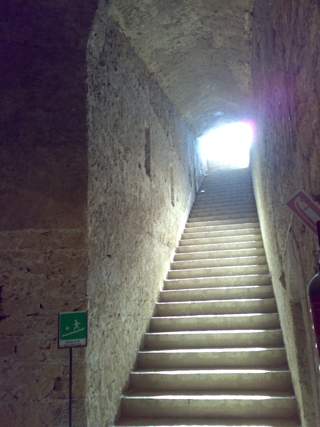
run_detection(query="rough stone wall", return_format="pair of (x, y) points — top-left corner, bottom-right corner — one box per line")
(108, 0), (254, 136)
(86, 3), (205, 425)
(0, 1), (96, 426)
(251, 1), (320, 426)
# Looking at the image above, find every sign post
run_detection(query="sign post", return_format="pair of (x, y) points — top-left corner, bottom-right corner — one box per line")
(287, 191), (320, 362)
(58, 311), (87, 427)
(286, 189), (320, 236)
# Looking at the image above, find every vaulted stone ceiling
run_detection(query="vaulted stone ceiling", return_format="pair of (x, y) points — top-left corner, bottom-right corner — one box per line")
(108, 0), (254, 136)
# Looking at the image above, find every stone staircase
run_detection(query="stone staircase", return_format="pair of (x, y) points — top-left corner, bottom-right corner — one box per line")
(116, 168), (301, 426)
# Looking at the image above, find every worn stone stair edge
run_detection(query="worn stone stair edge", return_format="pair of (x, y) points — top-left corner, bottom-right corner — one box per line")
(115, 417), (300, 426)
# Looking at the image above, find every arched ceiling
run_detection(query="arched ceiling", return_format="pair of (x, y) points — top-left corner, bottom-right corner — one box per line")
(108, 0), (254, 137)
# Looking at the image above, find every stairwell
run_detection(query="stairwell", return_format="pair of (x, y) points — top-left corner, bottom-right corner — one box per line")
(116, 168), (301, 427)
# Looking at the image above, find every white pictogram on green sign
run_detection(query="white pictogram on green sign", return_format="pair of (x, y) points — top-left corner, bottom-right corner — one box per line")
(58, 312), (87, 348)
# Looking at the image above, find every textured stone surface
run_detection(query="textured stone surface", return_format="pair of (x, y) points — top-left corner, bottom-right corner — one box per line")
(5, 0), (320, 425)
(251, 1), (320, 426)
(0, 229), (88, 426)
(108, 0), (254, 136)
(86, 3), (205, 426)
(0, 0), (206, 423)
(0, 0), (95, 231)
(0, 1), (96, 426)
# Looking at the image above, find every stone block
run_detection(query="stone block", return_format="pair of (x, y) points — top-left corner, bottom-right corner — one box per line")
(0, 233), (20, 251)
(0, 339), (19, 357)
(0, 404), (18, 426)
(251, 1), (320, 425)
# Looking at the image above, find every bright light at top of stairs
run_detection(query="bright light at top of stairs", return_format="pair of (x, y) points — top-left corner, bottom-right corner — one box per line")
(199, 121), (253, 168)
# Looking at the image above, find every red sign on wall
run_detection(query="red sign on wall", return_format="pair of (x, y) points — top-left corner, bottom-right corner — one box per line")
(286, 189), (320, 236)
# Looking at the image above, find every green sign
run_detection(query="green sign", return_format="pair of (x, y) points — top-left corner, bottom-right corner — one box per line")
(58, 311), (87, 348)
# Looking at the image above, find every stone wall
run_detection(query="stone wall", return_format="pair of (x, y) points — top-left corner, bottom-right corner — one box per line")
(86, 3), (205, 425)
(0, 1), (96, 426)
(0, 2), (211, 426)
(251, 1), (320, 426)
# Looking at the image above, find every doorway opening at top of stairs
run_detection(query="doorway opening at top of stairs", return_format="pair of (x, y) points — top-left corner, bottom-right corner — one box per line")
(198, 121), (254, 171)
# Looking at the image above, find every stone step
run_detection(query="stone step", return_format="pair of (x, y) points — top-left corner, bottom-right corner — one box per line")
(194, 197), (254, 205)
(185, 217), (259, 228)
(189, 214), (258, 223)
(170, 255), (267, 270)
(179, 235), (263, 247)
(155, 298), (277, 316)
(136, 347), (289, 370)
(196, 191), (254, 199)
(200, 178), (252, 186)
(159, 285), (274, 302)
(174, 247), (266, 261)
(195, 187), (254, 195)
(190, 206), (257, 217)
(202, 168), (251, 177)
(144, 329), (284, 349)
(181, 228), (262, 240)
(167, 264), (268, 279)
(193, 192), (254, 201)
(191, 200), (256, 210)
(189, 206), (256, 221)
(194, 193), (254, 198)
(149, 312), (280, 331)
(129, 369), (293, 392)
(192, 202), (257, 211)
(201, 175), (252, 182)
(116, 416), (300, 426)
(198, 179), (252, 186)
(176, 240), (264, 253)
(120, 392), (298, 419)
(164, 274), (272, 289)
(202, 175), (252, 181)
(196, 188), (254, 196)
(188, 213), (259, 223)
(183, 222), (260, 233)
(200, 176), (252, 184)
